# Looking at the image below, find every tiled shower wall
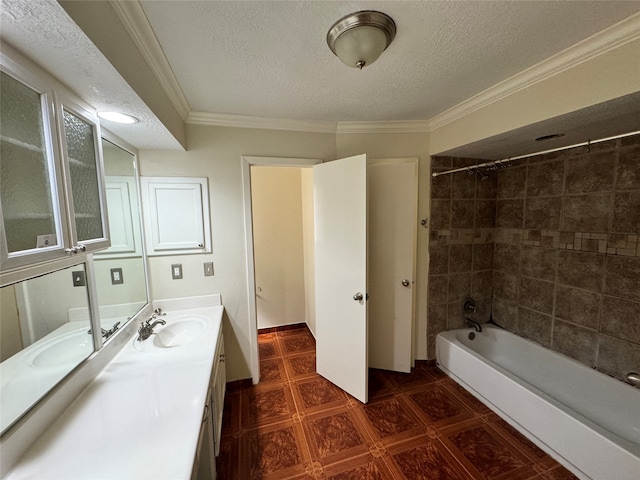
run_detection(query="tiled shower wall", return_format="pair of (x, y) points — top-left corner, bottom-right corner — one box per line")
(428, 156), (497, 357)
(429, 134), (640, 383)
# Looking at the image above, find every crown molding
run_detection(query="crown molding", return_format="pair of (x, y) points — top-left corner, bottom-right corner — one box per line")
(187, 112), (432, 134)
(110, 0), (191, 120)
(187, 112), (338, 134)
(336, 120), (429, 134)
(428, 12), (640, 131)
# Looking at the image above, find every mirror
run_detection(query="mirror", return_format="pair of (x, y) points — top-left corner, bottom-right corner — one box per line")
(93, 138), (148, 338)
(0, 136), (149, 434)
(0, 264), (95, 433)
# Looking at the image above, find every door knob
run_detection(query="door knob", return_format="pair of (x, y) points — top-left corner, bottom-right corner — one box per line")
(353, 292), (364, 301)
(401, 279), (410, 287)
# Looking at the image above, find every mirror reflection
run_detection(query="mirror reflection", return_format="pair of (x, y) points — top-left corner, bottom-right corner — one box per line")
(0, 264), (94, 433)
(93, 139), (147, 338)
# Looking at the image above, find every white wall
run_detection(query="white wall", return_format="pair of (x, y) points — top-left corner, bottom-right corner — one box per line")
(139, 125), (336, 381)
(251, 166), (306, 329)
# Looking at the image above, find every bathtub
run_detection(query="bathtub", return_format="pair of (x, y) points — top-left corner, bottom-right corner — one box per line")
(436, 326), (640, 480)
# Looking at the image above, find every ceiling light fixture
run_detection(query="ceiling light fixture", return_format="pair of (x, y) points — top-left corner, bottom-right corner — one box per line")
(327, 10), (396, 70)
(97, 111), (139, 124)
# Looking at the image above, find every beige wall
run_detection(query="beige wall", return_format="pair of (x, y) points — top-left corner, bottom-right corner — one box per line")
(1, 286), (22, 361)
(139, 126), (434, 380)
(251, 166), (306, 329)
(300, 168), (316, 337)
(93, 257), (147, 307)
(430, 38), (640, 155)
(139, 125), (336, 381)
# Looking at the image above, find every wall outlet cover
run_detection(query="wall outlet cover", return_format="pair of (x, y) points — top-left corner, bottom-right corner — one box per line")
(204, 262), (214, 276)
(171, 263), (183, 280)
(110, 268), (124, 285)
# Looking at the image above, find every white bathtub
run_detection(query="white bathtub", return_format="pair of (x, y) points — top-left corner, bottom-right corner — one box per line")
(436, 326), (640, 480)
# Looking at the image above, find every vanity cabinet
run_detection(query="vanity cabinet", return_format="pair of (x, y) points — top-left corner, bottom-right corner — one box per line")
(192, 332), (225, 480)
(0, 55), (109, 275)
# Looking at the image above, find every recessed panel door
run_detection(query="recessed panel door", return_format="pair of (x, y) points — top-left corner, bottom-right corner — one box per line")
(368, 158), (417, 373)
(313, 154), (368, 404)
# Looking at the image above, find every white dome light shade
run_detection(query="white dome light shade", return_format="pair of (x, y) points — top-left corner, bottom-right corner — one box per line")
(97, 111), (138, 124)
(327, 11), (396, 69)
(333, 26), (389, 69)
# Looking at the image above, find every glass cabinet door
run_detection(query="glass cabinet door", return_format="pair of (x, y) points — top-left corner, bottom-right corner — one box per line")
(62, 108), (108, 250)
(0, 69), (66, 270)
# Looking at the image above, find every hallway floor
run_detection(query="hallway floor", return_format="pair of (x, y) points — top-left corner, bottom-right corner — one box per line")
(216, 324), (577, 480)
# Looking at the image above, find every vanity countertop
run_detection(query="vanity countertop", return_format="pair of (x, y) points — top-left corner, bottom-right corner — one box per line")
(5, 301), (224, 480)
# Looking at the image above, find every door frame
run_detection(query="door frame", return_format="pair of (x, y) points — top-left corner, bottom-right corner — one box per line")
(241, 156), (322, 384)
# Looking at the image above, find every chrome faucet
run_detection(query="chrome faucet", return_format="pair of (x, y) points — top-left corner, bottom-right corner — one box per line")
(462, 298), (482, 332)
(465, 318), (483, 333)
(88, 321), (121, 340)
(137, 310), (166, 341)
(103, 321), (121, 340)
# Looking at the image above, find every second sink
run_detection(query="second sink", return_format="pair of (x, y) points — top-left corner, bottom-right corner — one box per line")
(152, 315), (208, 348)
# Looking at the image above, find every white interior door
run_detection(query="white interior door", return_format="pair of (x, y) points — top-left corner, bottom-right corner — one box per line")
(314, 154), (368, 403)
(367, 159), (418, 373)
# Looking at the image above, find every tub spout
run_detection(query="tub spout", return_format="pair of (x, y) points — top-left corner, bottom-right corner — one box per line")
(465, 318), (482, 333)
(626, 372), (640, 387)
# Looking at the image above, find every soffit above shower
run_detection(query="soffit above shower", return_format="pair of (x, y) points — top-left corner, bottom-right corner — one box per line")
(438, 92), (640, 160)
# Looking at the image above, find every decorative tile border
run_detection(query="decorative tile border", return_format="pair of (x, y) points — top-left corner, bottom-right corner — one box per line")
(430, 228), (494, 245)
(495, 229), (640, 257)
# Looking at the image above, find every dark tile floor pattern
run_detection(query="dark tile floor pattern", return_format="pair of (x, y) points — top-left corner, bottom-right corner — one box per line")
(217, 324), (577, 480)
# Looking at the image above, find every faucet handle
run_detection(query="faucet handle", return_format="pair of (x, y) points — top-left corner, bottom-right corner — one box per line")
(463, 299), (477, 314)
(153, 307), (166, 316)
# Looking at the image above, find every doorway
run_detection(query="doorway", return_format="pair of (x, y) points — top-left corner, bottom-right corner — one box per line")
(242, 155), (419, 401)
(250, 165), (314, 332)
(242, 156), (321, 385)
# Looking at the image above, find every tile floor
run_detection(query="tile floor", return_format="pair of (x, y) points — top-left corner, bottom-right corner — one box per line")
(216, 324), (577, 480)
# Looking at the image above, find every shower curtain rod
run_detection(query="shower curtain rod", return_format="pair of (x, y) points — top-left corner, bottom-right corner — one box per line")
(431, 130), (640, 178)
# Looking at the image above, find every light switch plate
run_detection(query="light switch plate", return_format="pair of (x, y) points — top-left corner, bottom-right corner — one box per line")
(204, 262), (214, 276)
(171, 263), (183, 280)
(72, 271), (86, 287)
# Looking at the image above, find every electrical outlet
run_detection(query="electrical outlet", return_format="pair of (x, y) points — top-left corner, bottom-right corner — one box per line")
(171, 263), (183, 280)
(72, 271), (86, 287)
(110, 268), (124, 285)
(204, 262), (214, 277)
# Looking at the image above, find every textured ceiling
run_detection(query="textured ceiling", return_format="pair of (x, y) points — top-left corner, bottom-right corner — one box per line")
(140, 0), (640, 122)
(1, 0), (639, 154)
(0, 0), (182, 150)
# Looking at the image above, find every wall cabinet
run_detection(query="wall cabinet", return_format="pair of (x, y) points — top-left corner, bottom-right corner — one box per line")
(192, 332), (225, 480)
(0, 55), (109, 276)
(141, 177), (211, 256)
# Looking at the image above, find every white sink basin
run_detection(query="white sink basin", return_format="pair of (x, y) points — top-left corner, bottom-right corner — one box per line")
(153, 316), (207, 348)
(26, 329), (93, 368)
(133, 315), (208, 352)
